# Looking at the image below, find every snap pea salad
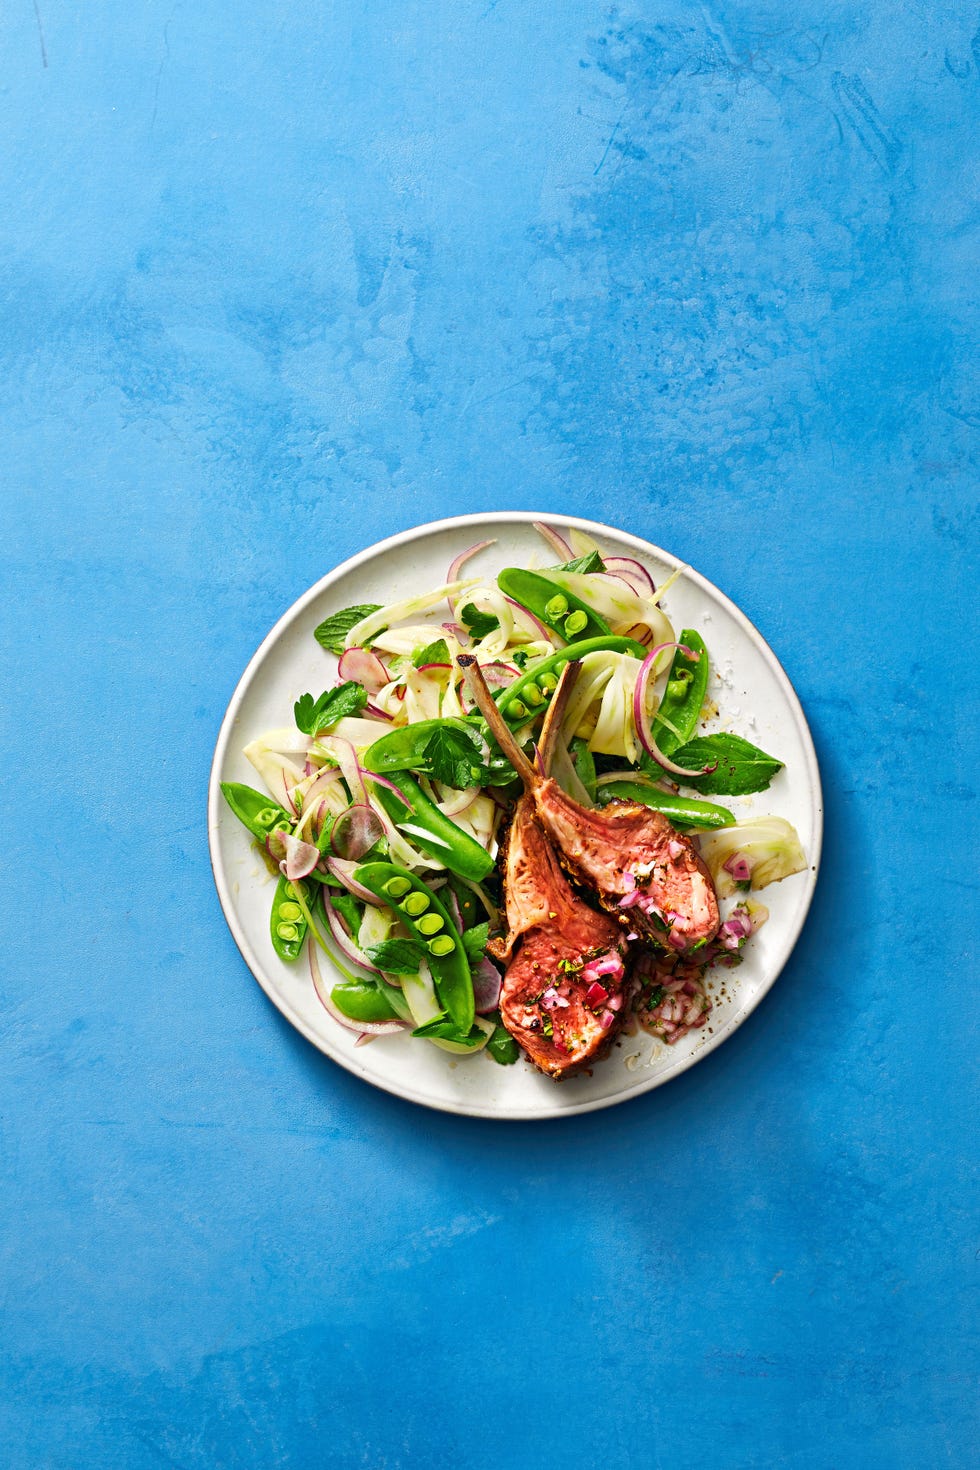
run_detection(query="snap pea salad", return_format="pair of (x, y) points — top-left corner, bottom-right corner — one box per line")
(221, 524), (805, 1063)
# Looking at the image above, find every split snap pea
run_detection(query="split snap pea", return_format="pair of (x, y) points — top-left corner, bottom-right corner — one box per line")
(353, 862), (475, 1033)
(497, 568), (611, 643)
(492, 634), (647, 728)
(648, 630), (709, 756)
(220, 782), (293, 840)
(597, 781), (734, 831)
(370, 773), (495, 882)
(270, 875), (309, 960)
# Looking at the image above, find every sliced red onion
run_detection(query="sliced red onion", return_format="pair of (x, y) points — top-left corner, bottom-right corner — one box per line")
(447, 539), (496, 596)
(316, 735), (368, 806)
(308, 944), (404, 1035)
(322, 895), (381, 973)
(606, 992), (624, 1013)
(668, 839), (686, 860)
(439, 786), (478, 817)
(540, 987), (560, 1010)
(502, 596), (552, 642)
(472, 957), (502, 1014)
(633, 645), (717, 777)
(364, 702), (394, 721)
(618, 889), (642, 909)
(585, 981), (609, 1008)
(624, 623), (655, 648)
(330, 804), (384, 861)
(533, 521), (574, 561)
(280, 768), (298, 816)
(593, 953), (624, 978)
(326, 856), (384, 905)
(364, 770), (408, 801)
(603, 556), (656, 595)
(337, 647), (389, 692)
(599, 1009), (615, 1031)
(415, 661), (453, 675)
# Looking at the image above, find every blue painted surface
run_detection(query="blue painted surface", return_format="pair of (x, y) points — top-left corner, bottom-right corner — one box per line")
(1, 1), (977, 1464)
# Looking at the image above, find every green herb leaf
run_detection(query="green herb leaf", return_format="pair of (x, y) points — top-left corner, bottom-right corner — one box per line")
(421, 724), (486, 788)
(365, 937), (426, 974)
(554, 551), (606, 574)
(412, 638), (450, 669)
(460, 603), (500, 639)
(461, 922), (489, 962)
(411, 1015), (486, 1047)
(313, 604), (382, 656)
(660, 733), (783, 796)
(294, 681), (368, 736)
(487, 1023), (520, 1065)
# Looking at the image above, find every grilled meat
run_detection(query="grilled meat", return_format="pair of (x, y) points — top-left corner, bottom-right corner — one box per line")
(494, 795), (628, 1079)
(458, 654), (720, 955)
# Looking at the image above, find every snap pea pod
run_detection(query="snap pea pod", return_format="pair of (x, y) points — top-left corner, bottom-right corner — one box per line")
(497, 567), (611, 643)
(598, 780), (734, 831)
(493, 633), (647, 727)
(270, 875), (309, 960)
(370, 774), (495, 882)
(330, 981), (401, 1023)
(353, 862), (475, 1033)
(649, 630), (709, 756)
(362, 718), (508, 783)
(220, 782), (293, 840)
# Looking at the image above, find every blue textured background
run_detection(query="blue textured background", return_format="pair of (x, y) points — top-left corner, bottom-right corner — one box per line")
(2, 2), (977, 1465)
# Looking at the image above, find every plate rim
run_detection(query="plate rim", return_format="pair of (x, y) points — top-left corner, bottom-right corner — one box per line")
(208, 511), (823, 1120)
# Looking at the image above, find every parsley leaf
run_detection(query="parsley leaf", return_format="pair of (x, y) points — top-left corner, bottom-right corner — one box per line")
(460, 603), (500, 639)
(365, 937), (426, 974)
(421, 724), (485, 788)
(461, 922), (490, 962)
(313, 604), (382, 656)
(294, 681), (367, 736)
(412, 638), (450, 669)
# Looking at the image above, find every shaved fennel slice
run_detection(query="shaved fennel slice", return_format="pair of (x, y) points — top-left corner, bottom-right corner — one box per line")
(698, 818), (806, 897)
(345, 579), (480, 649)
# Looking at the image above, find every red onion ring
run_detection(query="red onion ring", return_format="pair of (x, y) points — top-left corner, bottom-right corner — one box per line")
(322, 895), (381, 973)
(632, 644), (717, 777)
(532, 522), (574, 561)
(309, 943), (404, 1034)
(364, 702), (394, 721)
(502, 596), (552, 642)
(326, 856), (384, 905)
(603, 556), (656, 595)
(446, 540), (496, 611)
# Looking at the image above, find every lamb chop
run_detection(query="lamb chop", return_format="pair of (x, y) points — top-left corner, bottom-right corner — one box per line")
(491, 793), (629, 1079)
(459, 655), (720, 955)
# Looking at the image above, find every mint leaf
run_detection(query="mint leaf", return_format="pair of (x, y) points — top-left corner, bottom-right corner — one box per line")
(461, 922), (489, 962)
(294, 681), (367, 736)
(313, 604), (382, 656)
(422, 724), (485, 788)
(365, 938), (426, 974)
(460, 603), (500, 639)
(554, 551), (606, 574)
(412, 638), (450, 669)
(411, 1015), (486, 1047)
(661, 733), (783, 796)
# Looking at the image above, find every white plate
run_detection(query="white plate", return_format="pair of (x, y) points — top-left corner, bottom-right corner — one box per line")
(208, 513), (822, 1119)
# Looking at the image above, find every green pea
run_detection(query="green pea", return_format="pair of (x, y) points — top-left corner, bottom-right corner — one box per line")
(276, 922), (299, 941)
(402, 891), (430, 917)
(417, 912), (444, 936)
(564, 610), (588, 637)
(278, 902), (302, 921)
(537, 672), (558, 694)
(428, 935), (455, 957)
(545, 593), (569, 619)
(524, 683), (545, 707)
(506, 699), (528, 721)
(384, 876), (412, 898)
